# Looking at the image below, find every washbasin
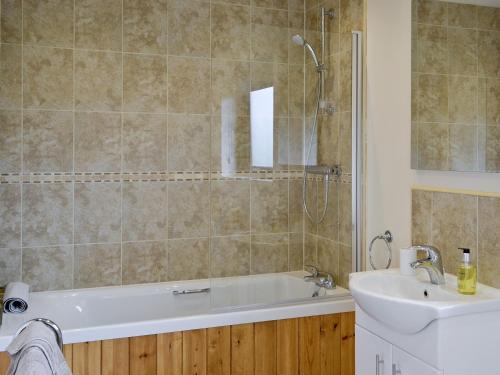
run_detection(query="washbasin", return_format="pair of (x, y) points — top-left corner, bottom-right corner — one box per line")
(350, 269), (500, 334)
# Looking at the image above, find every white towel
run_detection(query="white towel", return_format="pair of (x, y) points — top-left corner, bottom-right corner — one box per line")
(6, 321), (71, 375)
(3, 282), (29, 313)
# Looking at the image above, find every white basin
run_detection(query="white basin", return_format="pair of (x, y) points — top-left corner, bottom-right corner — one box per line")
(350, 269), (500, 334)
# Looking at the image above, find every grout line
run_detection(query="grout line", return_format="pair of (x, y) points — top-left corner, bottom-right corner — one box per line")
(19, 0), (24, 282)
(71, 0), (76, 289)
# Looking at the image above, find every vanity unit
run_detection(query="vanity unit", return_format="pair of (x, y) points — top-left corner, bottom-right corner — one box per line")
(350, 270), (500, 375)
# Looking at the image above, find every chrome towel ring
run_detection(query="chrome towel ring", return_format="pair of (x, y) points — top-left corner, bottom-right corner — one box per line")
(16, 318), (63, 350)
(368, 230), (393, 270)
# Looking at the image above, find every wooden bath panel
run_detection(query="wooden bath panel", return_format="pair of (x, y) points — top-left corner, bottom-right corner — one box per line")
(0, 312), (355, 375)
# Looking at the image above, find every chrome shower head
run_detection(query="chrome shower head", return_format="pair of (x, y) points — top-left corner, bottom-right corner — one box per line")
(292, 34), (305, 46)
(291, 34), (321, 69)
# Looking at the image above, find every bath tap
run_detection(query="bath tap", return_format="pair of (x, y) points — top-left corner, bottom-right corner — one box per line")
(409, 245), (446, 285)
(304, 265), (336, 289)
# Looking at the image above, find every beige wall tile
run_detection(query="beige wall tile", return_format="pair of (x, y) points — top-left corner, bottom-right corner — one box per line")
(23, 46), (73, 110)
(431, 191), (477, 275)
(447, 3), (477, 28)
(75, 0), (122, 51)
(485, 126), (500, 171)
(288, 65), (304, 117)
(122, 241), (167, 284)
(411, 122), (418, 168)
(338, 182), (351, 246)
(211, 180), (250, 236)
(449, 125), (478, 171)
(289, 233), (303, 271)
(23, 110), (73, 173)
(449, 76), (477, 124)
(417, 24), (448, 74)
(338, 243), (351, 288)
(23, 0), (74, 48)
(317, 180), (339, 241)
(251, 233), (288, 274)
(251, 180), (288, 234)
(123, 0), (167, 54)
(74, 243), (121, 288)
(167, 181), (210, 239)
(339, 111), (352, 173)
(0, 109), (21, 173)
(167, 114), (210, 172)
(418, 122), (449, 170)
(0, 184), (21, 248)
(211, 3), (250, 60)
(251, 8), (288, 63)
(338, 50), (352, 112)
(74, 112), (121, 173)
(417, 74), (448, 123)
(288, 117), (304, 166)
(167, 0), (210, 57)
(122, 113), (167, 172)
(123, 54), (167, 113)
(1, 0), (22, 43)
(211, 116), (250, 172)
(0, 248), (21, 285)
(411, 189), (432, 244)
(122, 181), (167, 241)
(304, 233), (317, 265)
(211, 60), (250, 116)
(478, 30), (500, 78)
(478, 196), (500, 288)
(317, 236), (338, 278)
(486, 79), (499, 125)
(168, 238), (209, 281)
(75, 50), (122, 111)
(339, 0), (363, 33)
(210, 235), (250, 277)
(448, 28), (477, 76)
(416, 0), (447, 25)
(22, 183), (73, 247)
(0, 44), (22, 108)
(289, 179), (304, 233)
(289, 14), (305, 65)
(477, 6), (500, 31)
(74, 182), (121, 244)
(22, 245), (73, 291)
(167, 56), (211, 114)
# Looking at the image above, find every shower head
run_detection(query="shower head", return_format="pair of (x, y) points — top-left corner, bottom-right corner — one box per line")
(292, 34), (305, 46)
(291, 34), (321, 70)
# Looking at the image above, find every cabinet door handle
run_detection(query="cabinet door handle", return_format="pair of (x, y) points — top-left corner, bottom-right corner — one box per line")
(376, 354), (384, 375)
(392, 364), (401, 375)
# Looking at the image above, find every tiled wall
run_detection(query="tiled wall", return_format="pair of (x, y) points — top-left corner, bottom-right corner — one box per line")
(412, 188), (500, 288)
(0, 0), (363, 291)
(302, 0), (363, 288)
(411, 0), (500, 172)
(0, 0), (311, 291)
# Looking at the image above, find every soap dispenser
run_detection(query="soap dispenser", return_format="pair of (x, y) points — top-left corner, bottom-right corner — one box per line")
(457, 248), (477, 295)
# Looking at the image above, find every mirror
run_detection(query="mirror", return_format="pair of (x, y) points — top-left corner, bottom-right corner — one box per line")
(411, 0), (499, 172)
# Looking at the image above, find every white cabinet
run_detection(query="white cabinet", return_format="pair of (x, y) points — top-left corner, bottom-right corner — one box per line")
(356, 325), (442, 375)
(392, 346), (441, 375)
(356, 325), (392, 375)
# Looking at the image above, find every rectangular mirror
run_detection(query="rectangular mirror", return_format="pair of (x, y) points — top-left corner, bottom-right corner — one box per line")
(411, 0), (499, 172)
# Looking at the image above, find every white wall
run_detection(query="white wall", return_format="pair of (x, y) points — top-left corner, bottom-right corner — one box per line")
(364, 0), (500, 270)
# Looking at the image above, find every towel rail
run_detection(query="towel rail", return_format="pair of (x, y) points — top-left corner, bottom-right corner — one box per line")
(16, 318), (63, 350)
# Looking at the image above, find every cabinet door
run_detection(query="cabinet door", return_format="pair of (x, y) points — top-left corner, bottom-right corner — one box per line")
(355, 325), (392, 375)
(391, 346), (442, 375)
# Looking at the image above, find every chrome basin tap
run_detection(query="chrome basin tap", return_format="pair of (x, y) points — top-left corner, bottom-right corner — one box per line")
(304, 265), (336, 289)
(409, 245), (446, 285)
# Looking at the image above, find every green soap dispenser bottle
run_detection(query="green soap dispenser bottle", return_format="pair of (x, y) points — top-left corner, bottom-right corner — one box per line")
(457, 248), (477, 295)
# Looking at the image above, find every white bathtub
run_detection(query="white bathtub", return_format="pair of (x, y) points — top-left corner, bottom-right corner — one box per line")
(0, 271), (353, 350)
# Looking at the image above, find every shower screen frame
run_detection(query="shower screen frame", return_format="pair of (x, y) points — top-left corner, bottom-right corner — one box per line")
(352, 31), (363, 273)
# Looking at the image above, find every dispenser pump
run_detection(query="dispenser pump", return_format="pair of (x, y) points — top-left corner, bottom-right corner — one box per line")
(460, 248), (471, 263)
